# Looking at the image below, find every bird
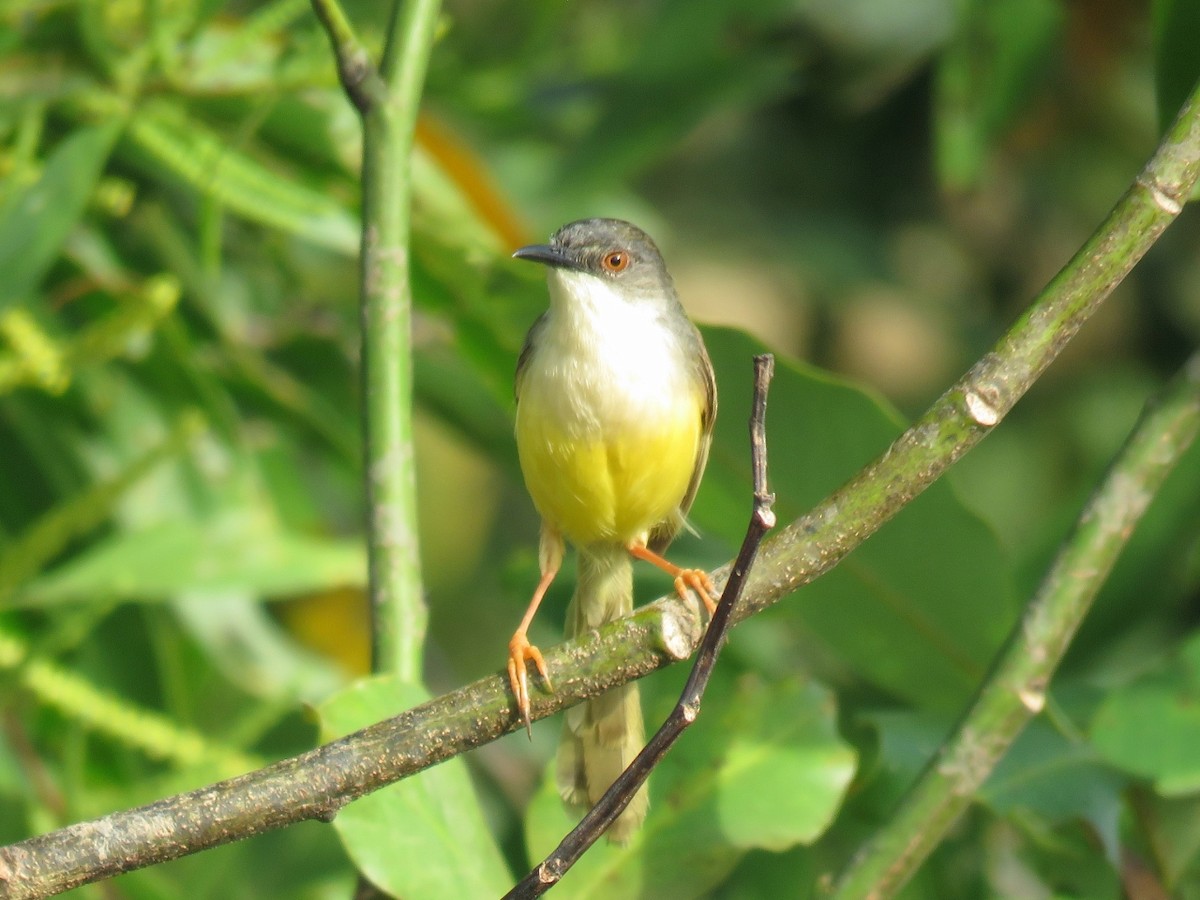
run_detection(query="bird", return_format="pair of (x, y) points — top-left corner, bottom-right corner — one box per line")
(507, 217), (717, 842)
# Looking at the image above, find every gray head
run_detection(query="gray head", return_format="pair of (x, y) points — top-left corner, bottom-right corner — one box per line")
(512, 218), (675, 299)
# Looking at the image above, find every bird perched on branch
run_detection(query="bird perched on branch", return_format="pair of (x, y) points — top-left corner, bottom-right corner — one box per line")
(507, 218), (717, 842)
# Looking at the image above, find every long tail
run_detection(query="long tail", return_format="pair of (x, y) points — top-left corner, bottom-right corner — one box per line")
(555, 545), (648, 843)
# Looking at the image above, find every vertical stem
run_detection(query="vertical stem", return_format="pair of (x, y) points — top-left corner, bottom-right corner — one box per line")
(356, 0), (441, 679)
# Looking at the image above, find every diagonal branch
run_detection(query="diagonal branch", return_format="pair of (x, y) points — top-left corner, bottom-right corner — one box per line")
(727, 79), (1200, 629)
(830, 348), (1200, 898)
(0, 71), (1197, 900)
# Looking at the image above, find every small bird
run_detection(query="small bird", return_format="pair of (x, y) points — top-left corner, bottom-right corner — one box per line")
(508, 218), (717, 842)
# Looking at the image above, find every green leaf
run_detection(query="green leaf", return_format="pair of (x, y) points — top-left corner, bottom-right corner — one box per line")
(524, 677), (854, 898)
(16, 511), (365, 606)
(712, 678), (858, 850)
(717, 847), (818, 900)
(0, 122), (122, 310)
(855, 708), (953, 810)
(124, 101), (359, 254)
(0, 411), (203, 604)
(317, 677), (512, 898)
(982, 719), (1124, 862)
(695, 328), (1019, 711)
(1090, 632), (1200, 795)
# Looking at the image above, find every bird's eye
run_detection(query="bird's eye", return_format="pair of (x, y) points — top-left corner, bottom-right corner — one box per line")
(601, 250), (630, 273)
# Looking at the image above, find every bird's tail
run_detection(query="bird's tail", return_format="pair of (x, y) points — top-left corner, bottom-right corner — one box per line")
(556, 545), (648, 843)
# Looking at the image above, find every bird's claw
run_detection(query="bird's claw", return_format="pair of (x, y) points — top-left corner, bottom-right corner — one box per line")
(674, 568), (719, 615)
(507, 633), (551, 737)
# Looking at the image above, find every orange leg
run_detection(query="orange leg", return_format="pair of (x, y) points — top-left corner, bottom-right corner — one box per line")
(627, 542), (718, 614)
(507, 525), (563, 735)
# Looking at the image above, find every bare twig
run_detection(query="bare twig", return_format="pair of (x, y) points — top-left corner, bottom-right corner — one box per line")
(506, 354), (776, 899)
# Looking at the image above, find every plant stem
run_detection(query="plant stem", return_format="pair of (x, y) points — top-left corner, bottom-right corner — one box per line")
(829, 348), (1200, 899)
(313, 0), (442, 679)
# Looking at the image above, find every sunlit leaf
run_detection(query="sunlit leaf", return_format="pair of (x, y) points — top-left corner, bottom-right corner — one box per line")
(0, 411), (202, 604)
(124, 101), (359, 254)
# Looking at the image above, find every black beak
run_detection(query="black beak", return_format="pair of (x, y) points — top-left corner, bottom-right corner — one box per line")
(512, 244), (578, 270)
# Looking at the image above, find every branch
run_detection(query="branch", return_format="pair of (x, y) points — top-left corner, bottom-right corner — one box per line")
(507, 354), (776, 898)
(310, 0), (387, 113)
(829, 348), (1200, 898)
(724, 78), (1200, 626)
(1, 71), (1197, 900)
(312, 0), (442, 679)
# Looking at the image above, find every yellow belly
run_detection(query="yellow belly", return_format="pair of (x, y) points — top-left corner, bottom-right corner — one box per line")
(516, 397), (702, 547)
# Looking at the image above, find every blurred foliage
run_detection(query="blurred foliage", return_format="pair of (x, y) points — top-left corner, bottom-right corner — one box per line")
(0, 0), (1197, 898)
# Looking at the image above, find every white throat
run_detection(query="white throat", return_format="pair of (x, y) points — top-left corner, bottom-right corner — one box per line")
(529, 268), (692, 431)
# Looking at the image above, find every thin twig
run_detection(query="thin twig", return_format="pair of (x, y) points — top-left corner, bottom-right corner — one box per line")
(830, 348), (1200, 899)
(505, 354), (776, 899)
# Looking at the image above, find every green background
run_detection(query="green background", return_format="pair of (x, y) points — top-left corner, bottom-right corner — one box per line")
(0, 0), (1198, 897)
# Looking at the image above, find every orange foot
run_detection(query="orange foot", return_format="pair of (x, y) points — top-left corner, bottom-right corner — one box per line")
(674, 568), (719, 615)
(507, 631), (552, 736)
(627, 542), (720, 616)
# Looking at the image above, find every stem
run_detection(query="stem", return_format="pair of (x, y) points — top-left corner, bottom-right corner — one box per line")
(313, 0), (442, 679)
(830, 349), (1200, 899)
(309, 0), (386, 112)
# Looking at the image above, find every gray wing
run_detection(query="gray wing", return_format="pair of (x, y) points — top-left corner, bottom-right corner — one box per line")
(649, 324), (717, 553)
